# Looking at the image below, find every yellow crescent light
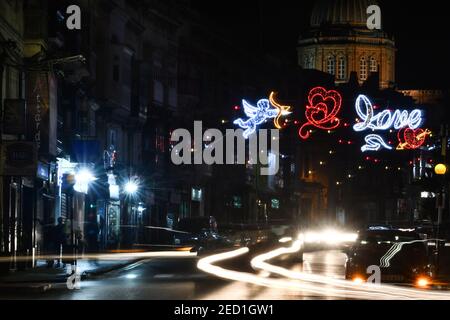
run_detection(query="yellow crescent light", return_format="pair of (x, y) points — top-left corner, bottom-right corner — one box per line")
(269, 92), (292, 129)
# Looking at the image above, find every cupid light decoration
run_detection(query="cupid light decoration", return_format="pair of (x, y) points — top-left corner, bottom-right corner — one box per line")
(233, 99), (279, 139)
(269, 92), (292, 129)
(299, 87), (342, 140)
(353, 94), (428, 152)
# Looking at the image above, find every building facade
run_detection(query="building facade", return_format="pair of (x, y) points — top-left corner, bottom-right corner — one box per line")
(297, 0), (396, 89)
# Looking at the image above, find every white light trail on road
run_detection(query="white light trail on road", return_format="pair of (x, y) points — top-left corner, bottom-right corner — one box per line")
(197, 234), (450, 299)
(379, 239), (430, 268)
(196, 247), (393, 299)
(279, 237), (293, 243)
(250, 240), (450, 300)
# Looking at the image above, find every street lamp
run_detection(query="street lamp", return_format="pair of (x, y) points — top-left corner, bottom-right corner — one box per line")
(124, 180), (139, 195)
(71, 167), (96, 270)
(435, 163), (447, 176)
(434, 163), (447, 275)
(74, 168), (96, 194)
(434, 163), (447, 225)
(123, 179), (140, 246)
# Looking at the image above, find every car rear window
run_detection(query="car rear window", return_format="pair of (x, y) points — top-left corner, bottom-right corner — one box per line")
(177, 218), (209, 233)
(359, 231), (420, 243)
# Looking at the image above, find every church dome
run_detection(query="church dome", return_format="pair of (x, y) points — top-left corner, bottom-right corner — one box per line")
(310, 0), (379, 28)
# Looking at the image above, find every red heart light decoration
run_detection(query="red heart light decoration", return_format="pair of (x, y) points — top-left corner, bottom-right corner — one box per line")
(299, 87), (342, 140)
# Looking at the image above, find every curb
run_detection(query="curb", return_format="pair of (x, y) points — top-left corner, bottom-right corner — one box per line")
(81, 259), (142, 279)
(0, 283), (52, 294)
(0, 259), (142, 284)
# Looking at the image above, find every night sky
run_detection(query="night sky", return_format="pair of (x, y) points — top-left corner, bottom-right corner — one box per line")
(191, 0), (450, 89)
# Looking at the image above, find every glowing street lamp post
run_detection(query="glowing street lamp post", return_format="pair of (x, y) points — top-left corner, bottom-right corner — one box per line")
(123, 180), (139, 247)
(70, 167), (96, 272)
(435, 163), (447, 276)
(434, 163), (447, 221)
(124, 181), (138, 195)
(435, 164), (447, 226)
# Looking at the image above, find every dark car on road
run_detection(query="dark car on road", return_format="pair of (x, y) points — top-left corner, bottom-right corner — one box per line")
(345, 228), (432, 287)
(173, 216), (232, 254)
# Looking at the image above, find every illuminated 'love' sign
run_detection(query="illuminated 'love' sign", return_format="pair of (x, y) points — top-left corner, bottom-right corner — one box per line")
(353, 95), (426, 152)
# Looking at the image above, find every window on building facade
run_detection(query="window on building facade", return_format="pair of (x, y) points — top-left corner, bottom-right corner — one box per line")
(303, 54), (315, 69)
(337, 56), (346, 80)
(370, 56), (378, 73)
(109, 129), (116, 146)
(153, 80), (164, 105)
(309, 55), (315, 69)
(122, 53), (132, 88)
(111, 34), (118, 44)
(327, 56), (336, 76)
(303, 55), (309, 68)
(155, 128), (165, 153)
(360, 57), (368, 81)
(113, 55), (120, 82)
(156, 135), (165, 153)
(88, 108), (96, 137)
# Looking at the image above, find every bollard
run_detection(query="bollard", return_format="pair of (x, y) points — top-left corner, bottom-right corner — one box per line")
(32, 247), (36, 268)
(59, 244), (63, 265)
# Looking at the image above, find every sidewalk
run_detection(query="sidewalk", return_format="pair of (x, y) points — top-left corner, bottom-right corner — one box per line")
(0, 258), (139, 286)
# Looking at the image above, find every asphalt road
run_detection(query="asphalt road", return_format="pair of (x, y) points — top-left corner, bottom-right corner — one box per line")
(0, 250), (348, 300)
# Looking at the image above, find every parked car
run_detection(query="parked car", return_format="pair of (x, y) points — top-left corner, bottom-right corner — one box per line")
(345, 228), (432, 287)
(173, 216), (232, 254)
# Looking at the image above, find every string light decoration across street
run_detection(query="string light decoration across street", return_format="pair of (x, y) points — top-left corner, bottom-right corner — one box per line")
(353, 94), (429, 152)
(299, 87), (342, 140)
